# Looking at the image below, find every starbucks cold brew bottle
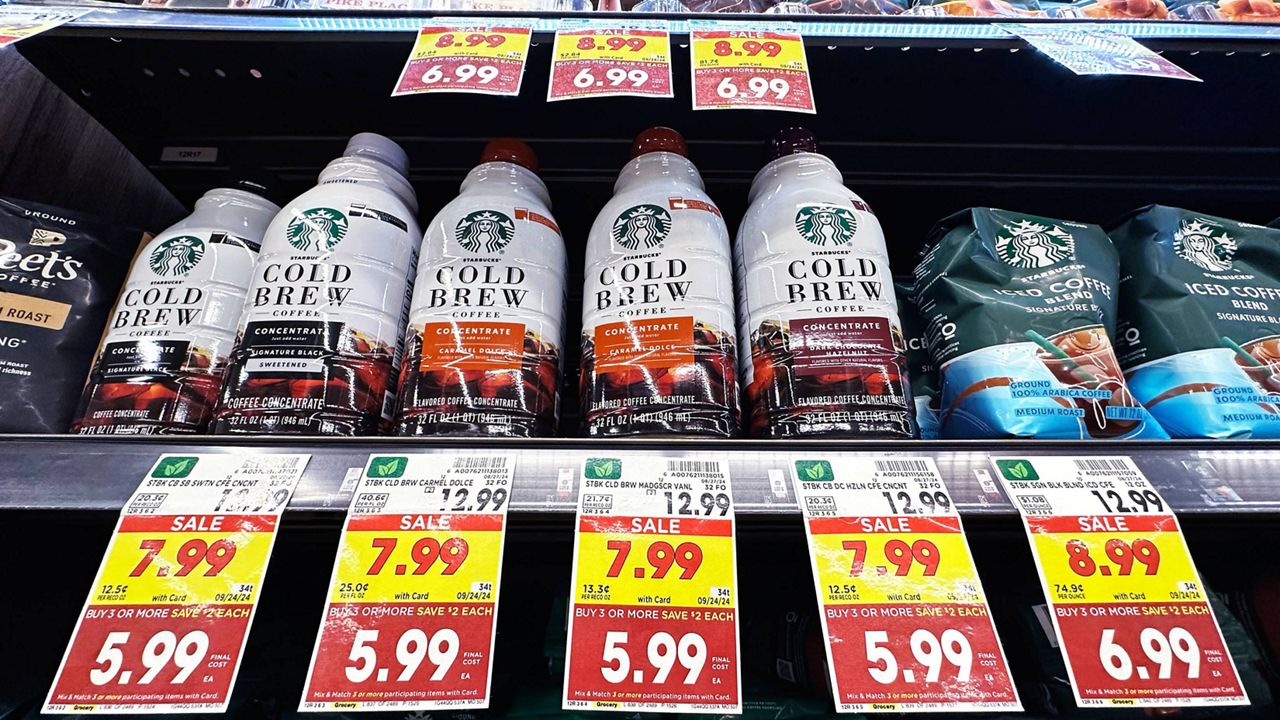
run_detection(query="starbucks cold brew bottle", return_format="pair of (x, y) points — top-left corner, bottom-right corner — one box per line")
(581, 127), (739, 437)
(395, 139), (566, 437)
(71, 178), (280, 434)
(737, 128), (915, 438)
(211, 133), (421, 435)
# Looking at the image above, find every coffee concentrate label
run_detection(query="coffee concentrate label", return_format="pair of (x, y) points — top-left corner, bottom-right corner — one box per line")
(914, 208), (1166, 440)
(1110, 205), (1280, 438)
(74, 230), (259, 434)
(215, 199), (418, 435)
(397, 203), (566, 437)
(738, 199), (914, 438)
(582, 196), (738, 437)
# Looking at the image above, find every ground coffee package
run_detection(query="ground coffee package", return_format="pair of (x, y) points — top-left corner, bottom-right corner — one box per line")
(894, 278), (940, 439)
(1110, 205), (1280, 438)
(913, 207), (1166, 439)
(0, 197), (141, 432)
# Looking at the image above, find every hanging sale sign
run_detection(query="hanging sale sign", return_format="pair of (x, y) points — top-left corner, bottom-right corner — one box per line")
(300, 453), (514, 712)
(547, 21), (674, 101)
(689, 21), (815, 114)
(792, 456), (1021, 713)
(563, 456), (741, 714)
(44, 453), (309, 714)
(995, 455), (1248, 708)
(393, 20), (533, 97)
(0, 6), (92, 48)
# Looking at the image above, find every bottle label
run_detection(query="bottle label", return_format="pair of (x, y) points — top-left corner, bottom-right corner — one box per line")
(739, 200), (914, 438)
(74, 230), (259, 435)
(398, 203), (565, 438)
(216, 202), (417, 435)
(582, 196), (739, 437)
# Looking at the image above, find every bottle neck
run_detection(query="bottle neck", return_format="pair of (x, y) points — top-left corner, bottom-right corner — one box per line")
(318, 157), (419, 215)
(185, 189), (280, 241)
(614, 152), (705, 195)
(747, 152), (844, 205)
(459, 162), (551, 207)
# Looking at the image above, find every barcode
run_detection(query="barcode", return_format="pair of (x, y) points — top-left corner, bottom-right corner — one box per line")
(667, 460), (721, 474)
(875, 459), (932, 474)
(453, 456), (508, 470)
(241, 455), (303, 471)
(1074, 458), (1130, 473)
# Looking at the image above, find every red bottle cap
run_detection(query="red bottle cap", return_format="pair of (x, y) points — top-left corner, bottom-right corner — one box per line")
(770, 127), (818, 159)
(631, 127), (688, 159)
(481, 138), (538, 173)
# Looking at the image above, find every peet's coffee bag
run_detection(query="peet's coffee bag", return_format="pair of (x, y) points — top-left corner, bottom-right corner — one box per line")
(894, 278), (940, 439)
(0, 197), (141, 432)
(1110, 206), (1280, 438)
(914, 208), (1166, 439)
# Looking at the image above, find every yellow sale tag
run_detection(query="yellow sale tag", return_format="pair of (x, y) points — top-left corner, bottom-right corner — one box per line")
(553, 28), (668, 65)
(1030, 523), (1206, 605)
(393, 22), (532, 96)
(409, 25), (531, 63)
(573, 520), (735, 608)
(332, 524), (505, 604)
(688, 21), (815, 113)
(691, 31), (807, 73)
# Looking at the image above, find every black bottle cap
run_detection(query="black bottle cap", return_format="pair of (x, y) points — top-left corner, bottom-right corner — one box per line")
(222, 169), (284, 206)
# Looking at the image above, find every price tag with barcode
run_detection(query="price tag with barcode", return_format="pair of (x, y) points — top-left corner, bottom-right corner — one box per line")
(45, 454), (309, 713)
(563, 455), (741, 714)
(995, 456), (1247, 707)
(792, 456), (1020, 713)
(300, 453), (514, 711)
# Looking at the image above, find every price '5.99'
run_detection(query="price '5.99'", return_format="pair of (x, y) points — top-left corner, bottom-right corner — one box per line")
(345, 627), (460, 684)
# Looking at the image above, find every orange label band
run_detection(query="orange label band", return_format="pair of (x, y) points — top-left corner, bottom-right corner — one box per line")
(594, 316), (693, 372)
(420, 321), (526, 372)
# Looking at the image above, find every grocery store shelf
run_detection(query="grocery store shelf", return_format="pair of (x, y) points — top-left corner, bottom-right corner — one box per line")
(4, 436), (1279, 516)
(13, 2), (1280, 46)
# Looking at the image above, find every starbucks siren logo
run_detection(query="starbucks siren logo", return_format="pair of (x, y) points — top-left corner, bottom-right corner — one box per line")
(149, 236), (205, 277)
(286, 208), (348, 252)
(1175, 219), (1236, 272)
(996, 219), (1075, 269)
(795, 205), (857, 246)
(455, 210), (515, 253)
(611, 204), (672, 250)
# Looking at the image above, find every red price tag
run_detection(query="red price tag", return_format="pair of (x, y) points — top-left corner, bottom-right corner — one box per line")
(547, 25), (673, 101)
(793, 457), (1021, 712)
(393, 24), (532, 97)
(300, 454), (513, 711)
(44, 454), (307, 714)
(563, 456), (741, 713)
(997, 455), (1249, 708)
(690, 22), (815, 114)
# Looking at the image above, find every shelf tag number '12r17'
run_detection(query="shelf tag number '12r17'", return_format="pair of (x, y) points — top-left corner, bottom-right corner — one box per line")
(563, 455), (742, 714)
(300, 453), (514, 712)
(689, 20), (815, 114)
(44, 453), (310, 714)
(393, 21), (533, 97)
(792, 456), (1022, 713)
(995, 455), (1248, 708)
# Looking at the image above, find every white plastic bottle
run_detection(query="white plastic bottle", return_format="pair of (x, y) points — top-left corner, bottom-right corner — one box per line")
(211, 133), (422, 436)
(72, 178), (280, 434)
(395, 138), (566, 437)
(737, 128), (915, 438)
(581, 127), (739, 437)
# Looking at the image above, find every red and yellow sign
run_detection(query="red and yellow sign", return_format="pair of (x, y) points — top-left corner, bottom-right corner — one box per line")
(548, 24), (673, 101)
(44, 454), (308, 714)
(393, 23), (532, 97)
(690, 22), (814, 113)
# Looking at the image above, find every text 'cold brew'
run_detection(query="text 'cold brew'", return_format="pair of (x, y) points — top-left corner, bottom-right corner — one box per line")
(73, 179), (279, 434)
(736, 129), (915, 438)
(581, 128), (739, 437)
(396, 139), (567, 437)
(211, 134), (422, 435)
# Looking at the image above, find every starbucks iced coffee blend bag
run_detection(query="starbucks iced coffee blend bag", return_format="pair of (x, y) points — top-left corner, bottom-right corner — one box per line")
(914, 208), (1166, 439)
(895, 278), (939, 439)
(211, 133), (421, 435)
(396, 139), (566, 437)
(581, 127), (739, 437)
(1109, 206), (1280, 438)
(736, 128), (914, 438)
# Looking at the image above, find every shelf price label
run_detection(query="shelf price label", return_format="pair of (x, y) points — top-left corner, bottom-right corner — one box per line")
(1002, 24), (1200, 82)
(689, 21), (815, 114)
(44, 453), (309, 714)
(300, 454), (514, 712)
(393, 20), (532, 97)
(563, 456), (741, 714)
(995, 455), (1248, 707)
(792, 457), (1020, 713)
(548, 21), (673, 101)
(0, 6), (92, 48)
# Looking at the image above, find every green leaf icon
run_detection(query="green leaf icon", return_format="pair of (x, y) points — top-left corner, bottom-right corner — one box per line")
(806, 465), (823, 479)
(1011, 462), (1028, 479)
(996, 459), (1039, 482)
(151, 456), (198, 479)
(368, 456), (407, 479)
(379, 459), (398, 475)
(597, 461), (613, 477)
(794, 460), (834, 482)
(584, 458), (622, 480)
